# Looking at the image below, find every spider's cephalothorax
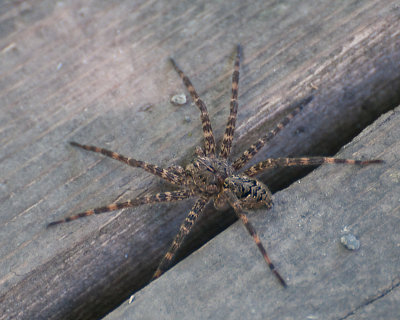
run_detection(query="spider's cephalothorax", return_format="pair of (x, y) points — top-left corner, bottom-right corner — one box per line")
(186, 154), (233, 195)
(48, 45), (382, 287)
(185, 151), (272, 210)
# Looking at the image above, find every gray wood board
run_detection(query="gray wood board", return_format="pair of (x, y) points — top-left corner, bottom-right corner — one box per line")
(1, 1), (399, 319)
(106, 107), (400, 320)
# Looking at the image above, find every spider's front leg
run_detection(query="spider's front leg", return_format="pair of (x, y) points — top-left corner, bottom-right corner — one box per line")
(220, 44), (241, 159)
(169, 58), (216, 157)
(69, 142), (184, 185)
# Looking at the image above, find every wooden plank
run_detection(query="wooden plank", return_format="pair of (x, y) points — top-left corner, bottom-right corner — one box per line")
(0, 0), (399, 319)
(106, 106), (400, 320)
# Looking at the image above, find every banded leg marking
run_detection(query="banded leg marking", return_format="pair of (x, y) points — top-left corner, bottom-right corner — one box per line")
(47, 190), (195, 227)
(70, 142), (183, 185)
(232, 106), (302, 171)
(220, 44), (241, 159)
(170, 58), (216, 156)
(152, 196), (209, 279)
(224, 189), (287, 287)
(245, 157), (383, 177)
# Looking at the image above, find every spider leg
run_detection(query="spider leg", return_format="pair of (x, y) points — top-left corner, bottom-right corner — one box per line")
(224, 189), (287, 287)
(152, 196), (209, 279)
(220, 44), (241, 159)
(244, 157), (383, 177)
(47, 190), (195, 227)
(70, 142), (183, 185)
(232, 106), (303, 171)
(170, 58), (216, 157)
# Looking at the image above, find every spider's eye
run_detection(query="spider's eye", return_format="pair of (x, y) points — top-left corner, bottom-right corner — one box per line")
(206, 166), (215, 173)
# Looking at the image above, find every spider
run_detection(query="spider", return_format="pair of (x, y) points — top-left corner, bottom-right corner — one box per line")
(48, 45), (382, 287)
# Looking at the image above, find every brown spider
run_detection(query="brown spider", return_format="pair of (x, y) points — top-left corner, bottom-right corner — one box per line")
(48, 45), (382, 287)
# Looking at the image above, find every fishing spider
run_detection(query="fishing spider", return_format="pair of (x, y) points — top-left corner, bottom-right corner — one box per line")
(48, 45), (382, 287)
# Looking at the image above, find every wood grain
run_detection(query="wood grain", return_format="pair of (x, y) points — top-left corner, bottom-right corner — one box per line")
(0, 1), (399, 319)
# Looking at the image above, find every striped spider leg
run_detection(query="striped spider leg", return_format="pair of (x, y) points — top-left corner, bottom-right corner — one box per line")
(49, 45), (382, 287)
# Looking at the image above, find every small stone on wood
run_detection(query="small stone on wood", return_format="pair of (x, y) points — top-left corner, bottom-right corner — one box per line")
(340, 234), (360, 250)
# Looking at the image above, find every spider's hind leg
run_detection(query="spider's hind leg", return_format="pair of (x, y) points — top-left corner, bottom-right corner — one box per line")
(224, 189), (287, 287)
(152, 196), (209, 279)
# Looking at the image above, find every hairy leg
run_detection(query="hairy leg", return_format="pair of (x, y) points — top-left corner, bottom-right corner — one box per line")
(224, 189), (287, 287)
(170, 58), (216, 157)
(70, 142), (184, 185)
(152, 196), (209, 279)
(244, 157), (383, 177)
(232, 107), (303, 171)
(220, 44), (241, 159)
(47, 190), (195, 227)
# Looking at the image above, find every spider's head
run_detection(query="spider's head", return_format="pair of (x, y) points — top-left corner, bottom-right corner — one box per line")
(186, 156), (233, 195)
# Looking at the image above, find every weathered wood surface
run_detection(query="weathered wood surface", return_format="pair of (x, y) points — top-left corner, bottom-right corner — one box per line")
(107, 107), (400, 320)
(0, 1), (399, 319)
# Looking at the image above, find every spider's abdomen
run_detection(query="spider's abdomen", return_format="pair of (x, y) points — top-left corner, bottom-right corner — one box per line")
(223, 175), (272, 209)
